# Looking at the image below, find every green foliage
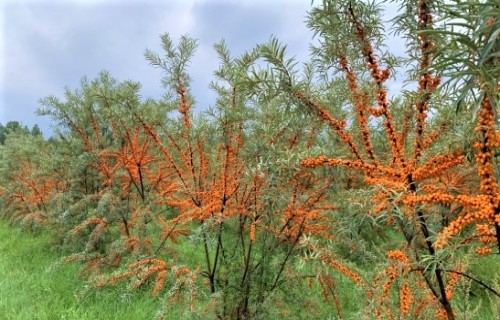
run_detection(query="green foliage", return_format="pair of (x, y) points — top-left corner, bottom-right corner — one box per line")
(0, 121), (42, 144)
(1, 1), (499, 319)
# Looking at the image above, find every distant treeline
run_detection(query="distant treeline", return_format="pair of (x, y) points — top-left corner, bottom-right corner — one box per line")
(0, 121), (42, 144)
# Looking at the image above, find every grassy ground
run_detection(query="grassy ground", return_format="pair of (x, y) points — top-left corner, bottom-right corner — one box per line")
(0, 219), (333, 320)
(0, 220), (160, 320)
(1, 218), (498, 319)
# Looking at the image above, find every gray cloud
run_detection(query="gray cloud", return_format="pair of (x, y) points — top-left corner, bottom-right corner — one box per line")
(0, 1), (196, 135)
(191, 1), (312, 61)
(0, 1), (313, 136)
(187, 1), (311, 109)
(1, 0), (404, 137)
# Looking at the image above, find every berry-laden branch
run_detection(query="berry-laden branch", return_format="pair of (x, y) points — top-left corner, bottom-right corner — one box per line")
(288, 1), (498, 319)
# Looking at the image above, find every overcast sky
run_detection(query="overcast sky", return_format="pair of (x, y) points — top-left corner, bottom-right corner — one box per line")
(0, 0), (405, 137)
(0, 0), (316, 135)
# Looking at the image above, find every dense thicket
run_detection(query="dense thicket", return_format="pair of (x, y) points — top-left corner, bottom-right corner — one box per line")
(0, 1), (498, 319)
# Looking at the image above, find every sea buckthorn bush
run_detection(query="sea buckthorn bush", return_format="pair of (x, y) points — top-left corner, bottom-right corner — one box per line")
(0, 0), (498, 319)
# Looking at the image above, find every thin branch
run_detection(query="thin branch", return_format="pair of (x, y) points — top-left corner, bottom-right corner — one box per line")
(411, 267), (500, 298)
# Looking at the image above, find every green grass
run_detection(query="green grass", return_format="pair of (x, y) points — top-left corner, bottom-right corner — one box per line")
(0, 218), (356, 320)
(0, 220), (160, 320)
(1, 218), (498, 320)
